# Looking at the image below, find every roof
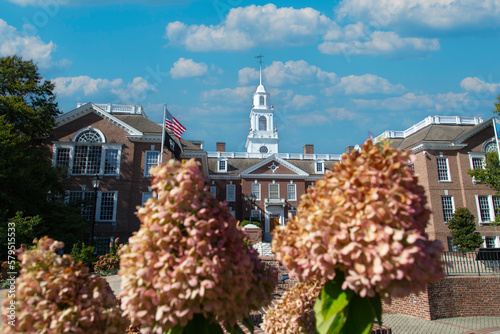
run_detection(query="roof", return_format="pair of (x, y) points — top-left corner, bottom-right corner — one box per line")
(392, 124), (477, 150)
(207, 156), (337, 177)
(113, 115), (162, 135)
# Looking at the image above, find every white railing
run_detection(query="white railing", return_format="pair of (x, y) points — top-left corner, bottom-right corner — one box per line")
(77, 103), (144, 115)
(373, 116), (483, 143)
(207, 151), (342, 160)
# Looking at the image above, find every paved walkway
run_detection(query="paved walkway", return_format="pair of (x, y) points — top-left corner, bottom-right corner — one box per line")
(2, 275), (500, 334)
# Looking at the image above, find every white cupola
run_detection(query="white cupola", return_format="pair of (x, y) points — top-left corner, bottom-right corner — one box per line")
(245, 56), (279, 154)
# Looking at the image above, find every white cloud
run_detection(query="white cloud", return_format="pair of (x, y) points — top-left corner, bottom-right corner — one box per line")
(335, 0), (500, 32)
(0, 19), (69, 68)
(239, 60), (338, 87)
(170, 57), (208, 79)
(290, 107), (358, 125)
(166, 4), (333, 51)
(323, 74), (405, 95)
(201, 87), (255, 104)
(288, 95), (317, 109)
(353, 92), (468, 112)
(319, 23), (439, 56)
(53, 76), (122, 96)
(460, 77), (500, 95)
(326, 107), (358, 120)
(111, 77), (157, 103)
(53, 75), (156, 103)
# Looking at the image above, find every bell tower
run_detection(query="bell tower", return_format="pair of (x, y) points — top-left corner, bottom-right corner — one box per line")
(245, 55), (279, 154)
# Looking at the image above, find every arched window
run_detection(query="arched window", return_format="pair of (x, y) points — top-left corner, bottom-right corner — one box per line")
(259, 116), (267, 131)
(259, 95), (265, 105)
(75, 130), (103, 143)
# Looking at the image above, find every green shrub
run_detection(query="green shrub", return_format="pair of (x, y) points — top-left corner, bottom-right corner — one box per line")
(70, 242), (96, 267)
(240, 218), (261, 228)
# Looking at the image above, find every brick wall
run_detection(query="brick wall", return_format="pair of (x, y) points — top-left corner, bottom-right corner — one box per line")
(244, 227), (262, 246)
(384, 276), (500, 320)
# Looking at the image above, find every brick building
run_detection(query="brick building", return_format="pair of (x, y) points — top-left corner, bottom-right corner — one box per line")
(47, 102), (205, 246)
(373, 115), (500, 250)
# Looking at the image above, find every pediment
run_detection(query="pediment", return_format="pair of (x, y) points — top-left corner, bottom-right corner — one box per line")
(240, 155), (308, 178)
(55, 103), (143, 136)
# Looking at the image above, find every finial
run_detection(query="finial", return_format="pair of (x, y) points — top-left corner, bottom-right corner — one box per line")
(255, 54), (263, 85)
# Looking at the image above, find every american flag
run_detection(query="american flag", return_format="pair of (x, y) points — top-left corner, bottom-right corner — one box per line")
(165, 108), (186, 139)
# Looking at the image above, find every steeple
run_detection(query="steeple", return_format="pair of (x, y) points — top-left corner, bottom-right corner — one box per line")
(245, 55), (279, 154)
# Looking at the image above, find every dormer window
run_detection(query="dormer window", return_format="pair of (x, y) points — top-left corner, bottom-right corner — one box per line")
(218, 158), (227, 172)
(259, 95), (265, 105)
(315, 160), (325, 174)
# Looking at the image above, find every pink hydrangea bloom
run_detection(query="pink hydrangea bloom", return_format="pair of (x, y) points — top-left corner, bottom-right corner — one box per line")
(273, 140), (444, 299)
(119, 159), (276, 333)
(1, 237), (127, 333)
(261, 281), (323, 334)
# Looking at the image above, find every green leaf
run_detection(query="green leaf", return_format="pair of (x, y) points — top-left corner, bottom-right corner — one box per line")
(368, 294), (382, 325)
(184, 314), (224, 334)
(314, 273), (354, 334)
(165, 325), (183, 334)
(241, 317), (255, 334)
(340, 294), (376, 334)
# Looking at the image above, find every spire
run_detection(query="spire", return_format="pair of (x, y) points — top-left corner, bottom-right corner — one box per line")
(255, 54), (263, 85)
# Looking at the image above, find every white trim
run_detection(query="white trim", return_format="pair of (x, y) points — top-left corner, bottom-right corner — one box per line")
(251, 183), (261, 201)
(240, 154), (309, 177)
(144, 150), (160, 177)
(287, 183), (297, 201)
(72, 126), (106, 143)
(269, 183), (280, 200)
(315, 159), (325, 174)
(475, 195), (499, 225)
(96, 190), (118, 223)
(441, 195), (455, 223)
(217, 157), (228, 172)
(436, 157), (451, 182)
(210, 186), (217, 198)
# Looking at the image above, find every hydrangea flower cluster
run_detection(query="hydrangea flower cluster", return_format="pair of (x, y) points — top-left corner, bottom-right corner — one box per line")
(119, 159), (276, 334)
(1, 237), (127, 333)
(261, 281), (323, 334)
(273, 140), (444, 299)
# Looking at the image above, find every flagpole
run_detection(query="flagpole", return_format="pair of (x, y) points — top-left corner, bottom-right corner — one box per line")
(160, 103), (167, 164)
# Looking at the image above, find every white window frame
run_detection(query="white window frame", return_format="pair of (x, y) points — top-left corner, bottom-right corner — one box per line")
(436, 157), (451, 182)
(441, 195), (455, 223)
(269, 183), (280, 199)
(288, 209), (297, 218)
(228, 208), (236, 217)
(315, 160), (325, 174)
(485, 236), (497, 249)
(287, 183), (297, 201)
(144, 151), (160, 177)
(210, 186), (217, 198)
(475, 195), (500, 225)
(96, 191), (118, 223)
(468, 152), (485, 184)
(218, 158), (228, 172)
(52, 143), (122, 177)
(251, 182), (261, 201)
(226, 184), (236, 202)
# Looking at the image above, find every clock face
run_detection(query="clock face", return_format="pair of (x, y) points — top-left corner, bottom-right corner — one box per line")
(485, 141), (497, 152)
(260, 146), (268, 153)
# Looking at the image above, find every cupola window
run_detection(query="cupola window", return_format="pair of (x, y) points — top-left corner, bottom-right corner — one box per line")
(259, 95), (265, 105)
(259, 116), (267, 131)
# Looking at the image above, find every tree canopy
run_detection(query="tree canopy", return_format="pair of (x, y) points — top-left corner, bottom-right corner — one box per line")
(467, 151), (500, 193)
(0, 56), (87, 256)
(447, 207), (484, 251)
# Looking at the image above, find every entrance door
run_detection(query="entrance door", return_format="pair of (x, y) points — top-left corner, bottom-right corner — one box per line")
(270, 217), (280, 234)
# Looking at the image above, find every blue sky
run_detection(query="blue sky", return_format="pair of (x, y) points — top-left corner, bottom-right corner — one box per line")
(2, 0), (500, 154)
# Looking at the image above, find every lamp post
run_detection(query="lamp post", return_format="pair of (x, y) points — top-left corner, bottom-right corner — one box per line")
(244, 193), (257, 225)
(90, 174), (100, 246)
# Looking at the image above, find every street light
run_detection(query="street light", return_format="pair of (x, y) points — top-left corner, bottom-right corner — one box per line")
(244, 193), (257, 225)
(90, 174), (100, 246)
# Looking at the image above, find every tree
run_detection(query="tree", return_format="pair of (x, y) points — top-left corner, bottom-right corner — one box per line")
(468, 151), (500, 193)
(447, 207), (484, 251)
(0, 56), (87, 257)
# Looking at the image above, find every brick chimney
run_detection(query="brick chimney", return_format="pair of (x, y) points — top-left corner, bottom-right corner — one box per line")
(303, 144), (314, 155)
(345, 146), (355, 154)
(216, 142), (226, 152)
